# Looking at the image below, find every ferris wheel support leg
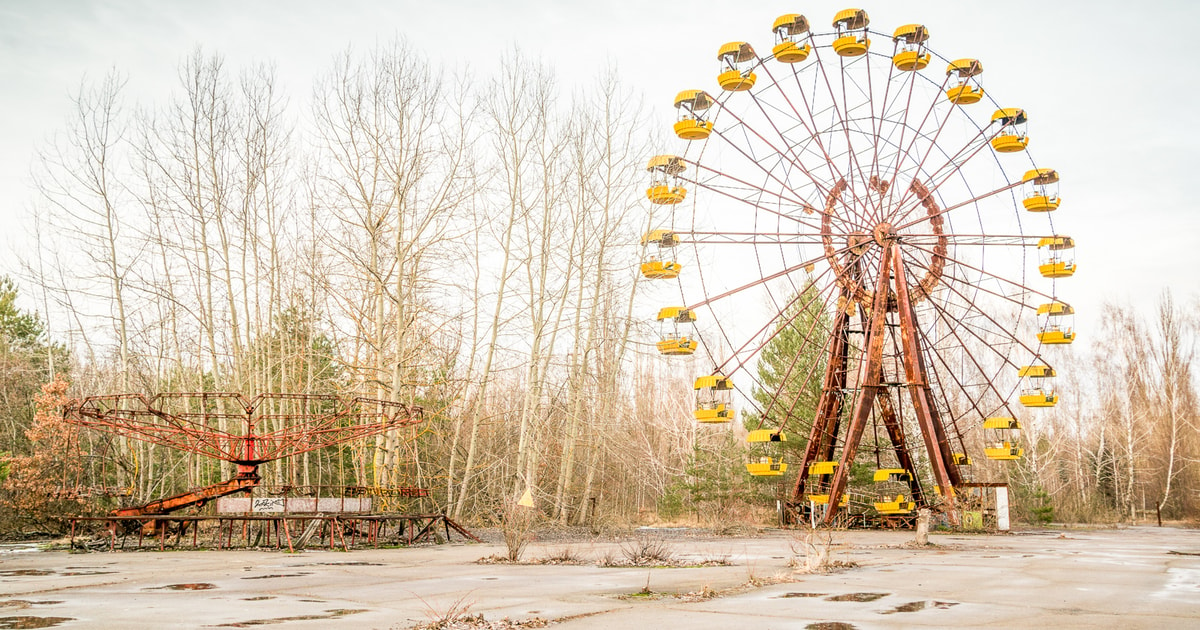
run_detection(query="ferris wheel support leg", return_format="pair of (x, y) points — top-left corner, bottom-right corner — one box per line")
(876, 393), (927, 507)
(823, 248), (894, 526)
(791, 284), (854, 503)
(892, 248), (961, 526)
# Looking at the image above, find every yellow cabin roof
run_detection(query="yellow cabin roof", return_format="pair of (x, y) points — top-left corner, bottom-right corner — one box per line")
(646, 154), (686, 174)
(1037, 236), (1075, 249)
(1023, 168), (1059, 184)
(946, 58), (983, 77)
(717, 41), (756, 62)
(1037, 301), (1074, 316)
(892, 24), (930, 43)
(833, 8), (869, 28)
(773, 13), (809, 34)
(674, 89), (714, 111)
(694, 374), (733, 390)
(746, 429), (786, 443)
(992, 107), (1027, 124)
(1019, 365), (1056, 378)
(641, 229), (678, 246)
(656, 306), (695, 322)
(873, 468), (910, 482)
(983, 417), (1022, 430)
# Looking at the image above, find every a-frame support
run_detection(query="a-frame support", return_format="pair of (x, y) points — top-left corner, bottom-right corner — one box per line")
(792, 245), (960, 526)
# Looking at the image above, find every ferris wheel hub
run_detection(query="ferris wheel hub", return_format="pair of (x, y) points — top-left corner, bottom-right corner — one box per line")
(872, 222), (897, 246)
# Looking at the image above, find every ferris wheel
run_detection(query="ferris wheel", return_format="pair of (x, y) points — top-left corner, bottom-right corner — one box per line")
(641, 8), (1075, 525)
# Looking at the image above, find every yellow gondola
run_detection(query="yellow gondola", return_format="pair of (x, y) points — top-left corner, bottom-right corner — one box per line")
(1037, 236), (1076, 278)
(1019, 364), (1058, 408)
(1037, 301), (1076, 345)
(945, 58), (984, 104)
(746, 457), (788, 476)
(640, 230), (682, 280)
(645, 155), (687, 206)
(746, 429), (786, 442)
(656, 306), (697, 355)
(717, 42), (757, 91)
(984, 442), (1024, 461)
(694, 374), (733, 423)
(832, 8), (870, 57)
(772, 14), (811, 63)
(808, 493), (849, 506)
(873, 468), (911, 482)
(874, 494), (916, 515)
(673, 90), (714, 140)
(892, 24), (930, 71)
(808, 461), (838, 475)
(1022, 168), (1060, 212)
(953, 453), (972, 466)
(991, 108), (1029, 153)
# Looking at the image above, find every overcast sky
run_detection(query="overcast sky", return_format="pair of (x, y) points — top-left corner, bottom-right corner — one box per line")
(1, 0), (1197, 344)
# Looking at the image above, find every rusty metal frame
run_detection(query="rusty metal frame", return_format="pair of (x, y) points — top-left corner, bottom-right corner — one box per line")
(790, 246), (964, 526)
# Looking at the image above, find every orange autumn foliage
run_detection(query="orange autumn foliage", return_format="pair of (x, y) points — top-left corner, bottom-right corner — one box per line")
(1, 379), (86, 530)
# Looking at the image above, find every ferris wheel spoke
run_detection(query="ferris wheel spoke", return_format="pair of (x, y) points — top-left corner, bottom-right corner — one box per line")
(899, 249), (1045, 367)
(706, 109), (861, 221)
(735, 278), (843, 430)
(890, 118), (1019, 219)
(807, 43), (874, 218)
(881, 72), (954, 215)
(759, 62), (851, 187)
(716, 251), (858, 376)
(902, 239), (1055, 304)
(892, 179), (1023, 232)
(739, 78), (842, 202)
(677, 231), (829, 246)
(902, 233), (1044, 247)
(680, 171), (825, 231)
(912, 292), (1023, 420)
(686, 241), (859, 311)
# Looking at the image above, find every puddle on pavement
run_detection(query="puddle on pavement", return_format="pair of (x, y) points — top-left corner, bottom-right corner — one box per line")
(214, 608), (367, 627)
(881, 600), (926, 614)
(0, 571), (53, 578)
(0, 617), (75, 629)
(805, 623), (857, 630)
(241, 573), (310, 580)
(778, 592), (827, 598)
(827, 592), (888, 602)
(148, 583), (217, 591)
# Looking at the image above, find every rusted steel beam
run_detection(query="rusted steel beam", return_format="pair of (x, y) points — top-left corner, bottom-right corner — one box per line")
(876, 393), (926, 506)
(792, 282), (853, 502)
(891, 247), (960, 524)
(823, 246), (893, 524)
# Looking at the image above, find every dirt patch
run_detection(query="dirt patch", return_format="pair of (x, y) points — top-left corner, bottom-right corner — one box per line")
(778, 592), (827, 598)
(805, 623), (857, 630)
(881, 600), (926, 614)
(241, 597), (274, 601)
(826, 592), (888, 602)
(408, 613), (549, 629)
(0, 571), (53, 578)
(0, 618), (75, 629)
